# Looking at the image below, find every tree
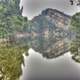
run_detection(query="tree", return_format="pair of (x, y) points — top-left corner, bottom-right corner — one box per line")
(0, 44), (28, 80)
(70, 12), (80, 62)
(0, 0), (29, 80)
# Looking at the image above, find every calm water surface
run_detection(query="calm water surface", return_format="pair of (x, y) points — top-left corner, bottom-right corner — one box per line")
(20, 48), (80, 80)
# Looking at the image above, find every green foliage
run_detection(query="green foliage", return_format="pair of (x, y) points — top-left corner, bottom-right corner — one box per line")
(0, 3), (7, 15)
(6, 15), (27, 33)
(0, 0), (29, 80)
(70, 12), (80, 63)
(0, 44), (28, 80)
(0, 0), (28, 38)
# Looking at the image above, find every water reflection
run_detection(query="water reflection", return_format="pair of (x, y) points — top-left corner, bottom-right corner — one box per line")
(20, 48), (80, 80)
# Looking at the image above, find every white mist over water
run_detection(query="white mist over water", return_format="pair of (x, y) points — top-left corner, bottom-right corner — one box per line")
(20, 0), (80, 80)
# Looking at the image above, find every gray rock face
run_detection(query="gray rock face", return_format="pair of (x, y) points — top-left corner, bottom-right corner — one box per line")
(15, 8), (72, 58)
(29, 8), (71, 58)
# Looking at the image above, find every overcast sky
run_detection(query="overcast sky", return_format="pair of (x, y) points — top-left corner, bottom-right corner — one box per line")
(20, 0), (80, 20)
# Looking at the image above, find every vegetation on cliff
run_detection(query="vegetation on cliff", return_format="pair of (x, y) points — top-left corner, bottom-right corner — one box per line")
(70, 13), (80, 62)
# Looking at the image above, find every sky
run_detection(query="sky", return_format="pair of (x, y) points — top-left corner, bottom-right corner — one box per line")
(20, 0), (80, 80)
(21, 49), (80, 80)
(20, 0), (80, 20)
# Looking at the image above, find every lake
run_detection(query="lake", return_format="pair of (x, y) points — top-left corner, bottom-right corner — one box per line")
(20, 48), (80, 80)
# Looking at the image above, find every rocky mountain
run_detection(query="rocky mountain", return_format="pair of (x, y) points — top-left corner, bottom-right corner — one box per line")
(24, 8), (72, 58)
(4, 8), (72, 59)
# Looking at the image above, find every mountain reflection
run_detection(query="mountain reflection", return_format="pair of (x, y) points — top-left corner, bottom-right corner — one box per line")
(20, 48), (80, 80)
